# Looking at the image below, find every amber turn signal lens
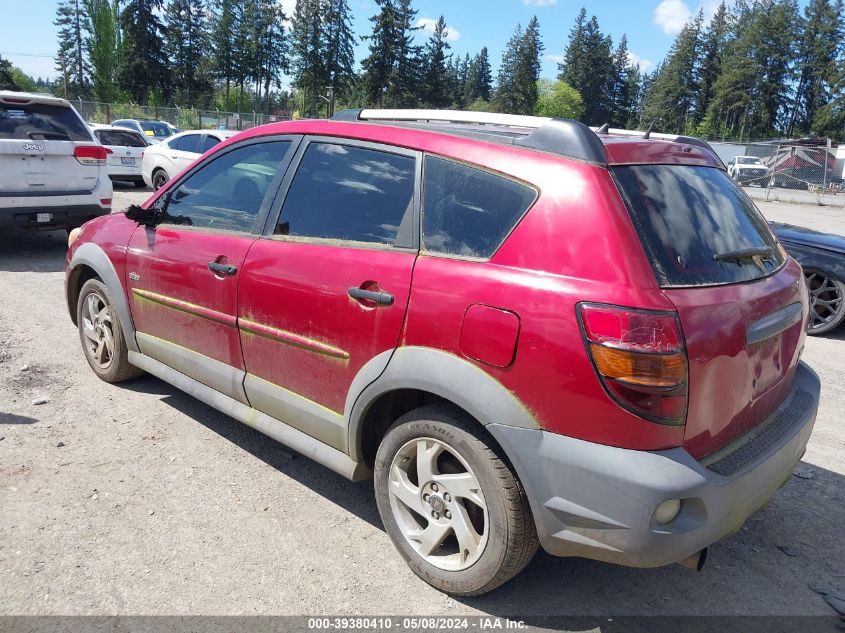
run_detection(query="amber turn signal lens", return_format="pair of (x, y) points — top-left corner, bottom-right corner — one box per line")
(590, 344), (686, 388)
(67, 227), (81, 248)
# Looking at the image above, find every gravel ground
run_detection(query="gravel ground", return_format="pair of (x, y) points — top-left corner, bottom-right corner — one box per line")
(1, 183), (843, 617)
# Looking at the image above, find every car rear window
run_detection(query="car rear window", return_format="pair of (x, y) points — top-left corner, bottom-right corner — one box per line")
(612, 165), (784, 288)
(0, 103), (91, 141)
(422, 156), (537, 259)
(95, 129), (147, 147)
(140, 121), (171, 138)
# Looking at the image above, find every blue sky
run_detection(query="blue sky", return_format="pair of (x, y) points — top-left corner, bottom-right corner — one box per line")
(0, 0), (760, 87)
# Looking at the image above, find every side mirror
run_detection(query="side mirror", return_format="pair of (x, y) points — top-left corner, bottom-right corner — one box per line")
(124, 203), (162, 227)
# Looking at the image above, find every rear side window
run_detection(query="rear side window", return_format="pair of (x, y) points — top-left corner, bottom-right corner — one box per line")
(163, 141), (291, 233)
(0, 103), (91, 141)
(275, 142), (415, 246)
(612, 165), (784, 287)
(422, 156), (536, 258)
(95, 129), (146, 147)
(200, 135), (220, 153)
(172, 134), (202, 153)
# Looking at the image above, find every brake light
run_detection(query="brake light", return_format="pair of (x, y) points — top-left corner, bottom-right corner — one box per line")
(577, 303), (688, 425)
(74, 145), (108, 165)
(104, 147), (113, 155)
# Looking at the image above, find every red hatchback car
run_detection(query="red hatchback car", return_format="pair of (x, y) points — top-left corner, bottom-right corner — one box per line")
(65, 109), (820, 595)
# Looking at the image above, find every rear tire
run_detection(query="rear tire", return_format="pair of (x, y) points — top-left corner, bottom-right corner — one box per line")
(77, 279), (143, 382)
(152, 169), (169, 191)
(374, 404), (538, 596)
(805, 269), (845, 335)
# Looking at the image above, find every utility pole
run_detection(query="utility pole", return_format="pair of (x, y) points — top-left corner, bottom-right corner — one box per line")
(61, 58), (68, 99)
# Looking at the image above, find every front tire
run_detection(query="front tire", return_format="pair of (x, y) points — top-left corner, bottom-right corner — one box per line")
(374, 404), (538, 596)
(77, 279), (143, 382)
(805, 269), (845, 335)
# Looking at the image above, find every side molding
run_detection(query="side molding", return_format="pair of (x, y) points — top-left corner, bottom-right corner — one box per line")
(346, 346), (539, 462)
(129, 350), (371, 481)
(68, 242), (139, 353)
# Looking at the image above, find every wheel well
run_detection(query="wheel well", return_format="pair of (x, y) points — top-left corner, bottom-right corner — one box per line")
(67, 264), (100, 325)
(359, 389), (474, 467)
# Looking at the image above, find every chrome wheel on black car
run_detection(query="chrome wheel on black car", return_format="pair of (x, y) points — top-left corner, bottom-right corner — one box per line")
(805, 269), (845, 335)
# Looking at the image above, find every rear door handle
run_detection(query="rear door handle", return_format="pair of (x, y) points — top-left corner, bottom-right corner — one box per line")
(348, 287), (394, 306)
(208, 261), (237, 276)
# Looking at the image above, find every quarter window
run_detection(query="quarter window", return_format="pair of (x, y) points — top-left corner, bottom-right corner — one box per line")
(162, 141), (291, 233)
(422, 156), (537, 258)
(275, 142), (416, 246)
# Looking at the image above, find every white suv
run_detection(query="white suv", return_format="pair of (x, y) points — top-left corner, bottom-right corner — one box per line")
(0, 91), (112, 230)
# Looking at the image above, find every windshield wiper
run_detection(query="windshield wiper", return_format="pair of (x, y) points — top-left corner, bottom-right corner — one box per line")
(713, 246), (775, 263)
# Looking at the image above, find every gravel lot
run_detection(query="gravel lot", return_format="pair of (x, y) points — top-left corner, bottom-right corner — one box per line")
(1, 183), (843, 617)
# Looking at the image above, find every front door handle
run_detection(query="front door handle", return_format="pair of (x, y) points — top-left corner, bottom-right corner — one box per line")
(348, 287), (394, 306)
(208, 261), (237, 276)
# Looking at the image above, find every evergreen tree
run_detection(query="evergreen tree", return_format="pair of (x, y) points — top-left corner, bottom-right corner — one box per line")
(360, 0), (397, 106)
(387, 0), (423, 107)
(253, 0), (289, 113)
(789, 0), (844, 135)
(513, 16), (543, 115)
(55, 0), (91, 97)
(210, 0), (235, 109)
(164, 0), (210, 107)
(494, 24), (523, 114)
(322, 0), (356, 100)
(694, 2), (728, 125)
(641, 10), (702, 134)
(476, 47), (492, 101)
(421, 16), (451, 107)
(0, 54), (21, 91)
(290, 0), (325, 115)
(558, 11), (613, 123)
(608, 34), (638, 126)
(116, 0), (169, 103)
(86, 0), (118, 102)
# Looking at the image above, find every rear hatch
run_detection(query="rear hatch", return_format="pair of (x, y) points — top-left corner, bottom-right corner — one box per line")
(0, 94), (99, 195)
(94, 128), (147, 169)
(613, 164), (806, 459)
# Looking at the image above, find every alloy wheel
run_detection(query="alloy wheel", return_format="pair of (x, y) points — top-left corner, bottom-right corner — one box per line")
(387, 437), (489, 571)
(81, 292), (115, 369)
(805, 270), (845, 333)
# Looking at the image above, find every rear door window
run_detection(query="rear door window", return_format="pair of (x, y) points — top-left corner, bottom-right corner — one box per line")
(95, 129), (147, 147)
(173, 134), (202, 153)
(612, 165), (784, 287)
(422, 156), (536, 258)
(274, 142), (416, 246)
(200, 135), (221, 153)
(0, 103), (91, 141)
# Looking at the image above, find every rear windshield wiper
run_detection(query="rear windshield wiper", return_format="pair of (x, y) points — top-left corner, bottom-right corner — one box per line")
(713, 246), (775, 263)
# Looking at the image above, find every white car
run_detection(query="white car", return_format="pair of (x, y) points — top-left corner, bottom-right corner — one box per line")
(111, 118), (174, 144)
(142, 129), (237, 190)
(0, 91), (112, 231)
(727, 155), (770, 186)
(90, 124), (149, 188)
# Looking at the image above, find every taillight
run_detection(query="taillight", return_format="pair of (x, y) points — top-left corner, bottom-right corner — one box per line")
(74, 145), (108, 165)
(577, 303), (688, 425)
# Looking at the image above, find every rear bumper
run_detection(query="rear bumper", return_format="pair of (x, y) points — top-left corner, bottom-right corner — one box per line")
(0, 203), (110, 229)
(488, 361), (820, 568)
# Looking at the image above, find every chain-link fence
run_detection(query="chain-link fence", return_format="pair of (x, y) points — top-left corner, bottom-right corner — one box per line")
(710, 140), (845, 205)
(73, 99), (293, 132)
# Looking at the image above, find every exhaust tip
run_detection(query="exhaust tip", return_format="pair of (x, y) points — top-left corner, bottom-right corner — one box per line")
(678, 548), (707, 571)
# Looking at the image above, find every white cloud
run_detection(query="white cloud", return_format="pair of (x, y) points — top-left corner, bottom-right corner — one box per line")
(416, 18), (461, 42)
(545, 54), (565, 64)
(523, 0), (557, 6)
(653, 0), (692, 34)
(627, 51), (655, 73)
(279, 0), (296, 24)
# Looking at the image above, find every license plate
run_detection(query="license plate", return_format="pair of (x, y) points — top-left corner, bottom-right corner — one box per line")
(36, 213), (52, 223)
(121, 157), (136, 165)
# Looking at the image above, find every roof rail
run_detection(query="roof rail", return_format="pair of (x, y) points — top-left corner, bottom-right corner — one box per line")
(332, 108), (608, 165)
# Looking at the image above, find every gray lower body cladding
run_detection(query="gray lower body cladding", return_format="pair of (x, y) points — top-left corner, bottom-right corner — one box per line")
(488, 361), (820, 567)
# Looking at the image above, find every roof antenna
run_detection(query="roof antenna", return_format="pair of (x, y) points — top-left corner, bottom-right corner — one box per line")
(644, 119), (659, 139)
(596, 122), (610, 134)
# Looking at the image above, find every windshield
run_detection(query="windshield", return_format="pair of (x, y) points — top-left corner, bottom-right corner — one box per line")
(140, 121), (172, 138)
(737, 157), (763, 165)
(612, 165), (784, 288)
